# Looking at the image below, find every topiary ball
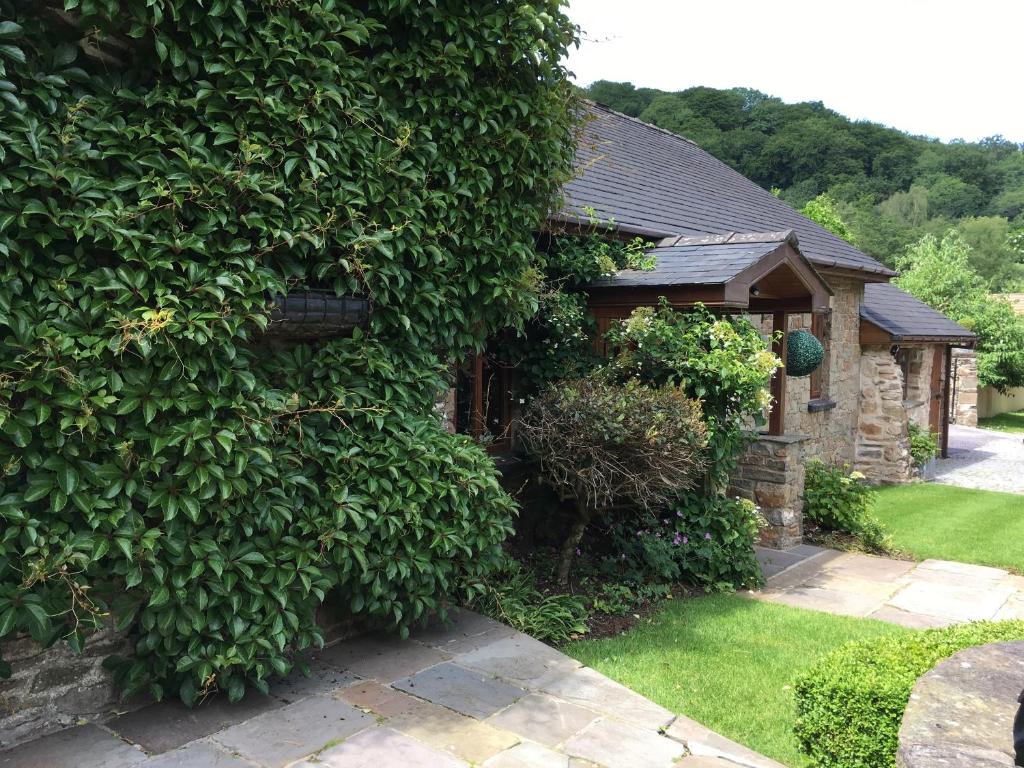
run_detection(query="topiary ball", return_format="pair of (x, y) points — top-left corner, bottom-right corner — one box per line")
(786, 329), (824, 377)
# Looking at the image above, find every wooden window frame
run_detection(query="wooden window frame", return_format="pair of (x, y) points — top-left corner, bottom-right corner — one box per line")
(809, 309), (832, 403)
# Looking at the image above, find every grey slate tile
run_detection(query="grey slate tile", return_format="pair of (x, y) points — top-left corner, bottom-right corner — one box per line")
(0, 724), (146, 768)
(106, 691), (283, 754)
(392, 662), (525, 719)
(211, 695), (373, 767)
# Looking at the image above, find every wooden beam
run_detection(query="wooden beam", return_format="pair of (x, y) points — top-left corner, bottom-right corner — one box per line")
(769, 312), (787, 436)
(940, 345), (952, 459)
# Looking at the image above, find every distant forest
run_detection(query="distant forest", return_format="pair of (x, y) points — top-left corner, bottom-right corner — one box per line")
(584, 81), (1024, 291)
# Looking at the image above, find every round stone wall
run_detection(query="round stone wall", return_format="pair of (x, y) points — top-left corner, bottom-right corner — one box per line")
(898, 640), (1024, 767)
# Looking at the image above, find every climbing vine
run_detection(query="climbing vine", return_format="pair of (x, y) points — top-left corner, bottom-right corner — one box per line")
(0, 0), (577, 703)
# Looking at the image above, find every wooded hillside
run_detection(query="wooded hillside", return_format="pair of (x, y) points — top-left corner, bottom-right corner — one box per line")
(585, 81), (1024, 290)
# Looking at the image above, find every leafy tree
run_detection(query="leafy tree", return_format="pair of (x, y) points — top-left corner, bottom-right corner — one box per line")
(802, 194), (857, 244)
(897, 232), (1024, 390)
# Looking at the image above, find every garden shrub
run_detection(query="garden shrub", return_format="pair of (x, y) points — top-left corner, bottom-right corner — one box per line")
(907, 423), (938, 469)
(517, 376), (708, 583)
(464, 559), (587, 645)
(794, 620), (1024, 768)
(602, 302), (780, 492)
(601, 492), (764, 590)
(0, 0), (577, 703)
(803, 462), (876, 530)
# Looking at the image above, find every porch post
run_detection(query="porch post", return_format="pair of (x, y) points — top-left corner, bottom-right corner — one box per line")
(769, 312), (787, 436)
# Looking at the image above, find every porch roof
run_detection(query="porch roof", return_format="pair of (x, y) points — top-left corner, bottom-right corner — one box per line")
(861, 283), (976, 344)
(585, 229), (832, 314)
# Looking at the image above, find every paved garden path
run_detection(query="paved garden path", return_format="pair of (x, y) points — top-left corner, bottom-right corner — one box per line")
(931, 425), (1024, 495)
(755, 545), (1024, 628)
(0, 609), (782, 768)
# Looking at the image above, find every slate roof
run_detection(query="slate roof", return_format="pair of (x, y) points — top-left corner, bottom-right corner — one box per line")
(560, 102), (895, 279)
(588, 231), (791, 288)
(861, 283), (975, 342)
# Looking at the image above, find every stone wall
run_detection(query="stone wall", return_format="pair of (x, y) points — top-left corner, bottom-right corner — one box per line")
(855, 346), (913, 483)
(752, 275), (863, 467)
(729, 435), (807, 548)
(902, 346), (934, 431)
(950, 348), (978, 427)
(0, 627), (131, 749)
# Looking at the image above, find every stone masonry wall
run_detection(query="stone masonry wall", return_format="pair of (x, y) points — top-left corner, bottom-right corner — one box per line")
(902, 346), (935, 431)
(0, 627), (131, 749)
(951, 348), (978, 427)
(791, 276), (863, 466)
(752, 275), (863, 466)
(729, 435), (807, 548)
(855, 346), (913, 483)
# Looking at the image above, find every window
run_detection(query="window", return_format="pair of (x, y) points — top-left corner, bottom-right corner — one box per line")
(809, 309), (832, 402)
(454, 349), (515, 453)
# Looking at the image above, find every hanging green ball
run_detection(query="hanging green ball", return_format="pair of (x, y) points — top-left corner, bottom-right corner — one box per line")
(786, 329), (824, 377)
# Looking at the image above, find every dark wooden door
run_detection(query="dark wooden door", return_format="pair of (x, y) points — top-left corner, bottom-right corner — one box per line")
(929, 346), (945, 434)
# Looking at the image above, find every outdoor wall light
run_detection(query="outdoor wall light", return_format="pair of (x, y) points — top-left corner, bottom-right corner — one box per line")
(749, 284), (760, 296)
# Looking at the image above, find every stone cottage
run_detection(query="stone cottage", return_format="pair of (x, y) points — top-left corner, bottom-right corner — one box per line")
(454, 102), (976, 547)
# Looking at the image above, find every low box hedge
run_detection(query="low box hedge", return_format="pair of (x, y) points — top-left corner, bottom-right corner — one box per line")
(794, 619), (1024, 768)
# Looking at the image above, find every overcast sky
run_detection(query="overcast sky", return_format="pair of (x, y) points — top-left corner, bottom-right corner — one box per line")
(565, 0), (1023, 144)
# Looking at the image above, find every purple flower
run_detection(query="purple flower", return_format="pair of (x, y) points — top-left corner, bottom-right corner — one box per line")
(672, 532), (683, 546)
(704, 532), (712, 540)
(676, 510), (684, 518)
(682, 536), (688, 545)
(575, 548), (581, 556)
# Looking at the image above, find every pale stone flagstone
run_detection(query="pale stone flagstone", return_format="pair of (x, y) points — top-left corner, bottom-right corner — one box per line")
(753, 545), (1024, 628)
(0, 610), (786, 768)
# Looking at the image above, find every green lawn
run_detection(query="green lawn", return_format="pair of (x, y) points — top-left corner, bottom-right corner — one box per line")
(873, 484), (1024, 572)
(565, 594), (905, 767)
(979, 409), (1024, 433)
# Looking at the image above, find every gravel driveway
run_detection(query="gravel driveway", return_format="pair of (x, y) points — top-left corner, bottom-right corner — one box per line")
(932, 425), (1024, 495)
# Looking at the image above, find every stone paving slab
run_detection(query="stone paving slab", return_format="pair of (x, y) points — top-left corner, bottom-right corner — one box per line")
(393, 662), (525, 719)
(539, 666), (675, 730)
(665, 714), (787, 768)
(487, 693), (599, 748)
(0, 724), (146, 768)
(107, 691), (285, 754)
(143, 741), (258, 768)
(456, 634), (583, 689)
(388, 701), (520, 764)
(293, 727), (468, 768)
(317, 634), (449, 683)
(412, 608), (520, 655)
(888, 580), (1015, 623)
(482, 741), (574, 767)
(0, 610), (782, 768)
(211, 695), (373, 766)
(755, 546), (1024, 630)
(562, 717), (685, 768)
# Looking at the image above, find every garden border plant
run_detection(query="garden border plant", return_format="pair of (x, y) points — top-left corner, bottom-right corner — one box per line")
(0, 0), (578, 704)
(794, 620), (1024, 768)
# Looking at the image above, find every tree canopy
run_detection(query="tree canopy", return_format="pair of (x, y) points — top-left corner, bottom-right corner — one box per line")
(586, 81), (1024, 290)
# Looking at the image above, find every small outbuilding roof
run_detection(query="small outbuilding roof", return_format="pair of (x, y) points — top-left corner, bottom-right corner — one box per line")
(588, 231), (795, 288)
(559, 102), (896, 280)
(585, 230), (831, 314)
(861, 283), (976, 344)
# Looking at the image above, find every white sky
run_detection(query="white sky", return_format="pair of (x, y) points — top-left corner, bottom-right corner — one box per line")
(565, 0), (1024, 143)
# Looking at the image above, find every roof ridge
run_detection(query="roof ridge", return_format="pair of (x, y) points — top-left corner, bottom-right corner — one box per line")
(583, 98), (701, 147)
(655, 230), (797, 248)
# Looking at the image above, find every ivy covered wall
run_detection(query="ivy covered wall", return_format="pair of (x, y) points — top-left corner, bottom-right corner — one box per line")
(0, 0), (577, 704)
